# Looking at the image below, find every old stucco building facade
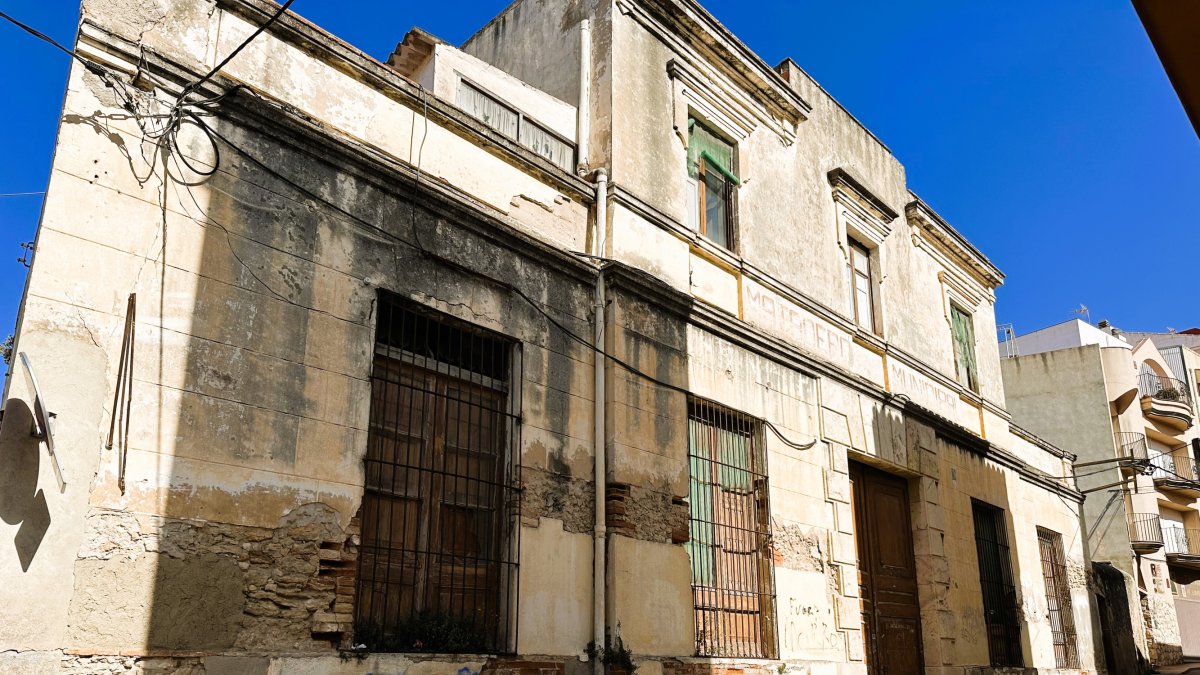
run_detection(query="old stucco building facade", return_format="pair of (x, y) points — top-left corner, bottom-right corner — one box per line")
(1, 1), (1102, 674)
(1003, 320), (1200, 669)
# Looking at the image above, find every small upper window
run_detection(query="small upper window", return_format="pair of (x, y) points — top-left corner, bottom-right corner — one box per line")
(950, 302), (980, 393)
(686, 118), (738, 250)
(456, 80), (574, 171)
(847, 238), (876, 334)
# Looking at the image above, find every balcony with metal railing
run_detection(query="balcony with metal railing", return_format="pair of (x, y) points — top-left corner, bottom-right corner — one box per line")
(1115, 432), (1149, 475)
(1128, 514), (1164, 554)
(1165, 528), (1200, 575)
(1150, 451), (1200, 498)
(1139, 373), (1194, 430)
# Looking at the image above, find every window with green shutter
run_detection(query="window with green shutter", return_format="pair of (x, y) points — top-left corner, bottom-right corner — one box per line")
(950, 303), (980, 393)
(685, 399), (776, 658)
(686, 118), (738, 250)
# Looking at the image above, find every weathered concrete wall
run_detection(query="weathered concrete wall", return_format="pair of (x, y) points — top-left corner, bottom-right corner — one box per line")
(1000, 347), (1131, 561)
(461, 0), (590, 108)
(600, 0), (1009, 417)
(1, 0), (600, 670)
(1003, 335), (1200, 669)
(0, 1), (1103, 674)
(1176, 596), (1200, 659)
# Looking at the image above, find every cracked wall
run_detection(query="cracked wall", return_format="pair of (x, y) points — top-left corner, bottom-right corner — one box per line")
(1, 0), (597, 667)
(0, 2), (1107, 675)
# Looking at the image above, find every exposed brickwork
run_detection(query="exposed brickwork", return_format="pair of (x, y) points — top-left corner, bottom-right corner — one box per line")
(311, 515), (361, 644)
(72, 503), (353, 654)
(606, 482), (689, 544)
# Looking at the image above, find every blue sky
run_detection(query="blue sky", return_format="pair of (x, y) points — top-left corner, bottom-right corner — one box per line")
(1, 0), (1196, 344)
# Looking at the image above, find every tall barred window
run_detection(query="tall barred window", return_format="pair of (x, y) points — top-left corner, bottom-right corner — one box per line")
(1037, 528), (1079, 668)
(355, 295), (521, 654)
(972, 499), (1022, 667)
(685, 399), (776, 658)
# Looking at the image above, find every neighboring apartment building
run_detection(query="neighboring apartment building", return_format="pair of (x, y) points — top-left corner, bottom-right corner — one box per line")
(1002, 319), (1200, 668)
(1, 1), (1100, 674)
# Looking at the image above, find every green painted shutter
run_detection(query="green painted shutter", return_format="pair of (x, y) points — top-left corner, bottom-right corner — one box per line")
(688, 118), (739, 184)
(951, 305), (979, 391)
(687, 419), (716, 585)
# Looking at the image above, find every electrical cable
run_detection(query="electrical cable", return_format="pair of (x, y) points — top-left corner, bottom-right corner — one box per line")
(0, 9), (138, 112)
(5, 2), (818, 455)
(199, 110), (819, 451)
(12, 4), (1152, 466)
(179, 0), (295, 101)
(0, 10), (83, 60)
(0, 192), (46, 198)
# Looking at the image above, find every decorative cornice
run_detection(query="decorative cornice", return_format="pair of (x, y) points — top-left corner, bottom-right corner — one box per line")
(639, 0), (813, 118)
(987, 443), (1084, 503)
(605, 264), (1073, 493)
(607, 183), (1009, 412)
(617, 0), (806, 145)
(828, 168), (899, 224)
(1011, 423), (1077, 462)
(906, 195), (1004, 289)
(668, 59), (757, 140)
(895, 398), (1081, 501)
(79, 27), (599, 293)
(77, 5), (1079, 513)
(206, 0), (594, 198)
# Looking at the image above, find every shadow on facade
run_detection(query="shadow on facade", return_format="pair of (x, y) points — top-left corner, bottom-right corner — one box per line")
(0, 399), (51, 572)
(865, 401), (1046, 673)
(131, 92), (606, 665)
(1094, 561), (1147, 674)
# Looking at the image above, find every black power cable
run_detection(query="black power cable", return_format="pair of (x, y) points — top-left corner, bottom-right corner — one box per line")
(2, 5), (819, 455)
(180, 0), (295, 100)
(0, 10), (81, 59)
(197, 113), (818, 452)
(0, 9), (138, 111)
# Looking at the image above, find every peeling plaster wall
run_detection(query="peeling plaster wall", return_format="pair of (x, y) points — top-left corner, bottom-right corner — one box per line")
(1, 0), (598, 668)
(1, 1), (1103, 674)
(600, 0), (1014, 411)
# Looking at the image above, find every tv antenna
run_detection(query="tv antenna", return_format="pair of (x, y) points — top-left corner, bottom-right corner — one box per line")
(1073, 304), (1091, 324)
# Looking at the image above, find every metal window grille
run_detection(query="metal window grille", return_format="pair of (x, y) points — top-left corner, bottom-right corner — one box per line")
(971, 500), (1023, 667)
(355, 295), (521, 654)
(685, 399), (776, 659)
(1037, 528), (1079, 669)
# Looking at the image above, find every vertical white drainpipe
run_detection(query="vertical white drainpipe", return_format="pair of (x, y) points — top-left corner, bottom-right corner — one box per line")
(592, 168), (608, 675)
(577, 19), (592, 177)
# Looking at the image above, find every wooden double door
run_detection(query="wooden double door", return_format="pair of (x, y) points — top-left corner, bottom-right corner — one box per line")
(849, 462), (924, 675)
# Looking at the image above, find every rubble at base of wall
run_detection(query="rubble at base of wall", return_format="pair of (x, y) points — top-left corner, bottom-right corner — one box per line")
(69, 502), (358, 655)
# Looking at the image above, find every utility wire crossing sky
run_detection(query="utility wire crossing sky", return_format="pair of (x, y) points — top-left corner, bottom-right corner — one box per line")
(0, 0), (1196, 343)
